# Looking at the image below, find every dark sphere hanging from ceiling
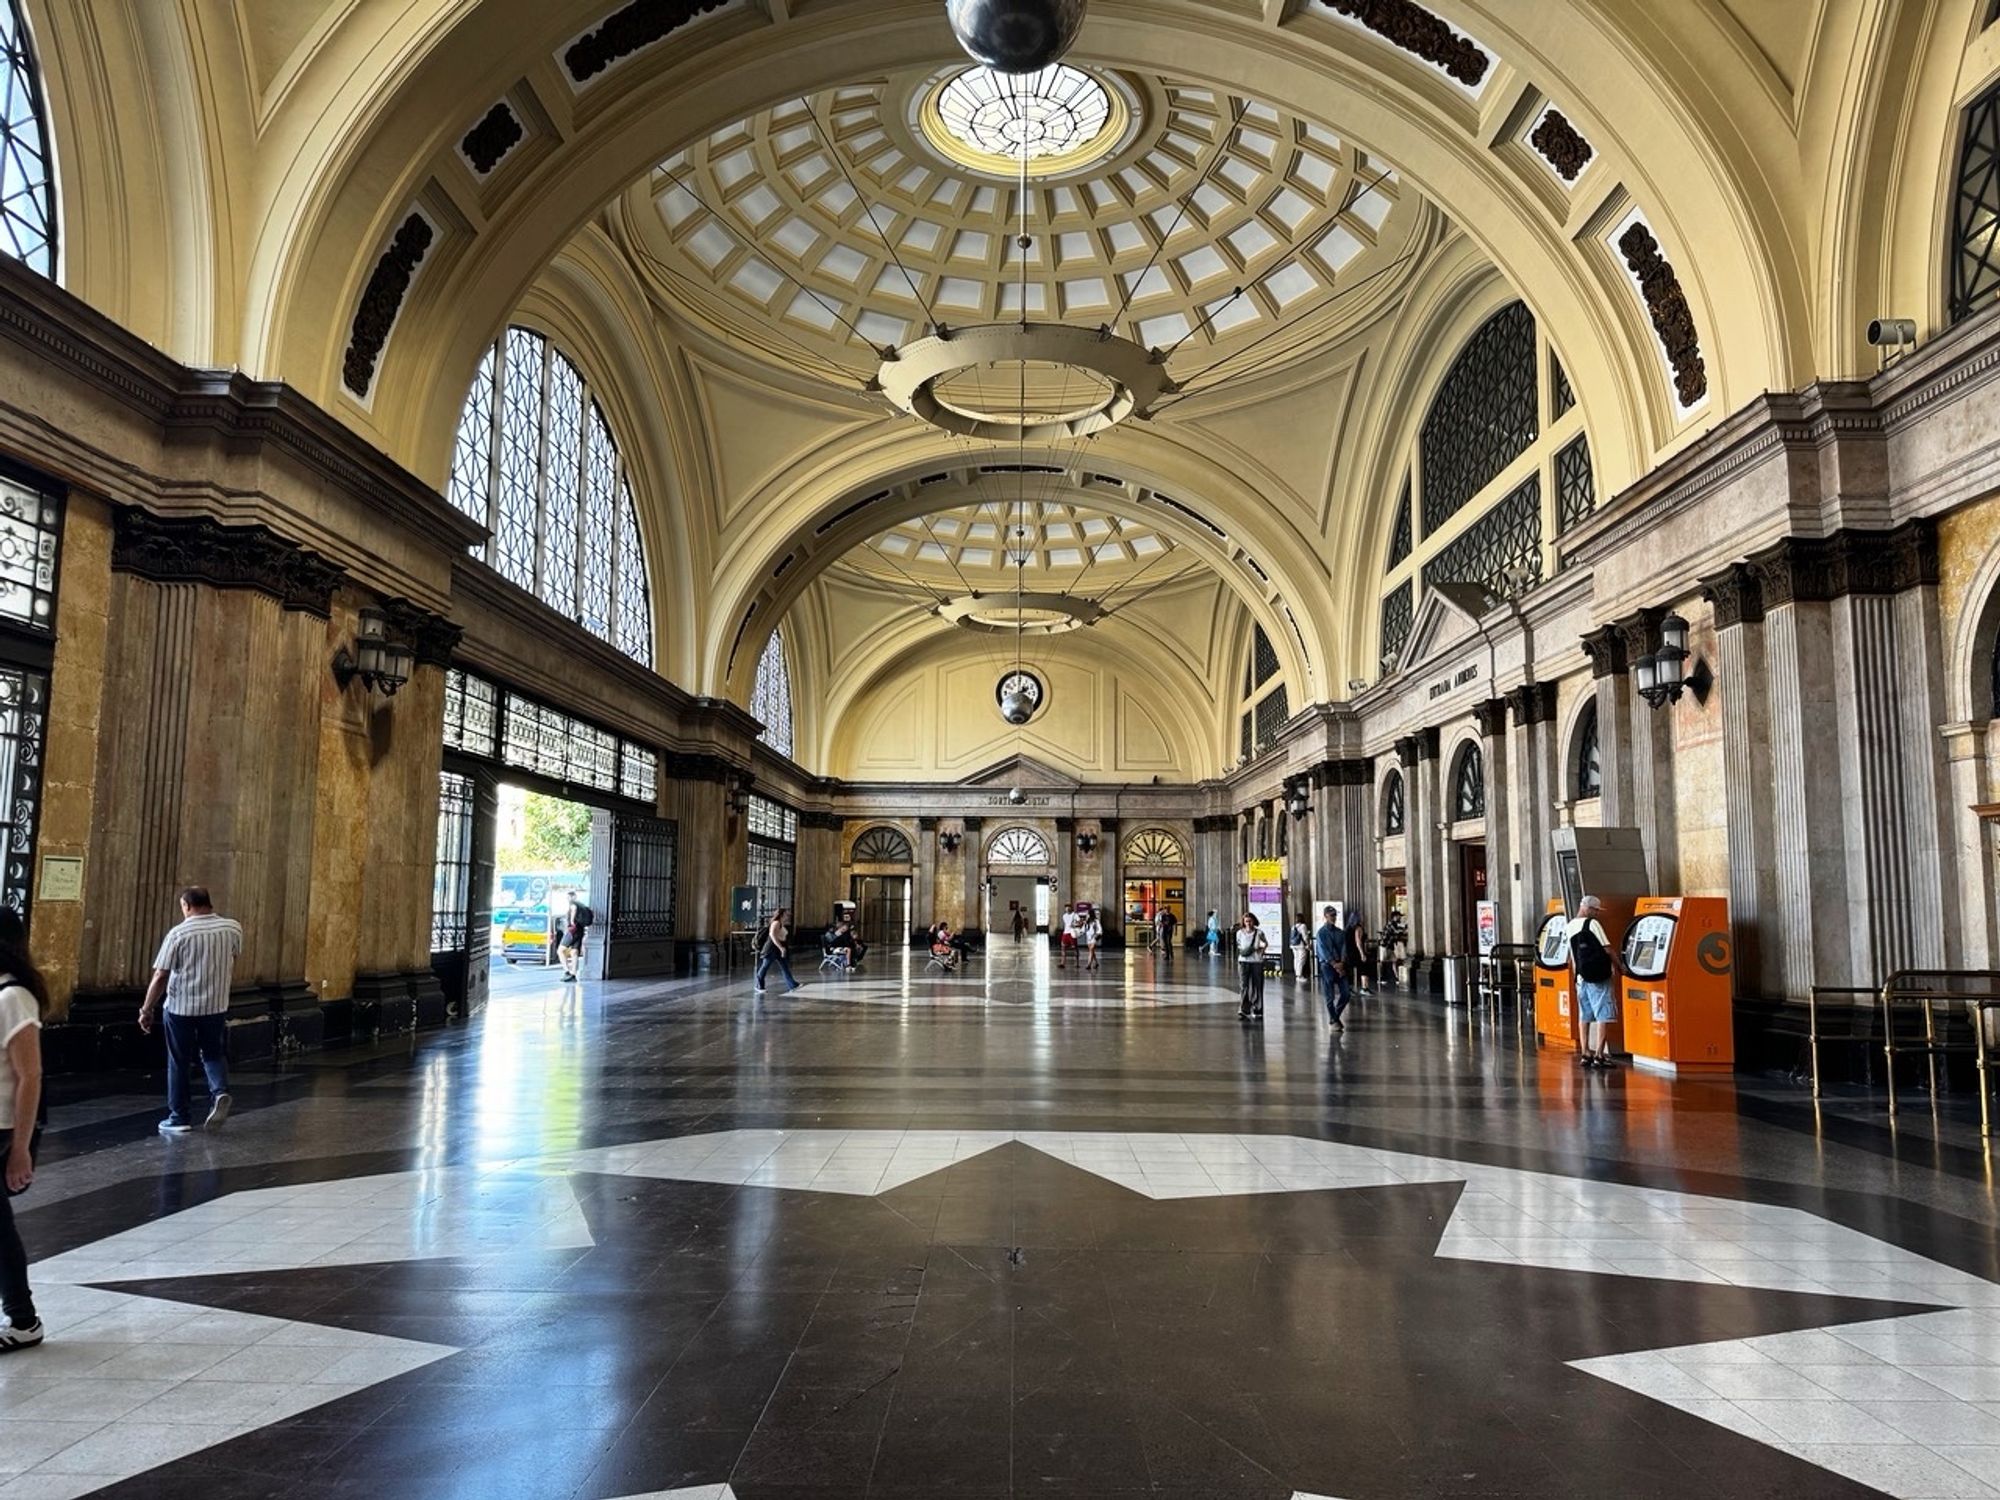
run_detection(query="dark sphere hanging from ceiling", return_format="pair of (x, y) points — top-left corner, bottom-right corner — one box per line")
(945, 0), (1088, 74)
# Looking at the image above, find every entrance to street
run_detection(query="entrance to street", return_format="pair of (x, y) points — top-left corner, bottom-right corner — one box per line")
(852, 874), (911, 948)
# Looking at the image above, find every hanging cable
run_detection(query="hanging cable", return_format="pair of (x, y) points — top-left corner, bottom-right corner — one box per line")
(1108, 96), (1250, 332)
(802, 97), (938, 325)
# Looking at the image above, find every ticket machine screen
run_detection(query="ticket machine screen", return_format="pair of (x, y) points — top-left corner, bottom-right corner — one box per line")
(1536, 913), (1570, 966)
(1622, 912), (1677, 980)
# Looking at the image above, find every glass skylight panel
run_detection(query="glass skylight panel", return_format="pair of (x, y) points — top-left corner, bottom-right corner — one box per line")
(1217, 156), (1260, 192)
(1123, 265), (1173, 302)
(1354, 186), (1393, 229)
(772, 216), (818, 255)
(786, 290), (840, 330)
(730, 259), (783, 301)
(960, 548), (994, 566)
(687, 222), (735, 270)
(970, 186), (998, 213)
(785, 154), (833, 191)
(713, 149), (757, 189)
(1138, 312), (1192, 347)
(901, 220), (943, 253)
(735, 184), (782, 224)
(816, 180), (858, 215)
(1226, 220), (1279, 261)
(937, 276), (984, 308)
(658, 183), (700, 227)
(855, 310), (907, 346)
(1057, 231), (1094, 264)
(1106, 221), (1145, 254)
(1062, 278), (1110, 310)
(773, 125), (813, 153)
(1293, 152), (1336, 192)
(1268, 188), (1314, 231)
(1266, 261), (1318, 307)
(1177, 244), (1229, 284)
(935, 63), (1113, 164)
(1314, 225), (1364, 271)
(819, 244), (867, 282)
(952, 230), (993, 260)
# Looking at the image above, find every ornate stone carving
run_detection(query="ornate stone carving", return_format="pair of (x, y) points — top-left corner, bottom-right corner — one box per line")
(1613, 607), (1667, 663)
(1192, 815), (1234, 834)
(1393, 736), (1420, 769)
(1578, 625), (1627, 679)
(1313, 756), (1374, 786)
(1321, 0), (1489, 86)
(1529, 108), (1593, 181)
(460, 102), (525, 176)
(1415, 725), (1441, 762)
(962, 816), (986, 833)
(1616, 222), (1708, 407)
(377, 597), (463, 668)
(1744, 520), (1939, 608)
(111, 507), (344, 616)
(564, 0), (731, 84)
(1472, 697), (1510, 737)
(1746, 537), (1834, 608)
(1506, 681), (1557, 727)
(342, 213), (434, 398)
(662, 751), (737, 785)
(1700, 563), (1765, 630)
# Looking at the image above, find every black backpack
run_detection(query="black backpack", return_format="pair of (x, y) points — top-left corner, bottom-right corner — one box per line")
(572, 903), (594, 929)
(1569, 922), (1613, 983)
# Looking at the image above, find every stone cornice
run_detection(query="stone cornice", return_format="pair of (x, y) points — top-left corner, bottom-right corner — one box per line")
(0, 256), (484, 556)
(797, 810), (844, 832)
(110, 506), (345, 617)
(378, 596), (463, 668)
(1744, 520), (1938, 608)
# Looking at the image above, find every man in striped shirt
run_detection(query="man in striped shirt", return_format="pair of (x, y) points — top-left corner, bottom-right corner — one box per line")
(137, 887), (242, 1136)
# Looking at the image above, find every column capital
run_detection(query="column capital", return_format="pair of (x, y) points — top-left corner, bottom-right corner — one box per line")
(1613, 606), (1667, 662)
(1054, 817), (1074, 833)
(798, 810), (844, 832)
(112, 504), (346, 618)
(1506, 680), (1557, 727)
(1472, 697), (1510, 737)
(1699, 561), (1764, 629)
(917, 815), (939, 831)
(1414, 725), (1442, 762)
(961, 816), (985, 833)
(1579, 625), (1627, 678)
(1393, 736), (1420, 768)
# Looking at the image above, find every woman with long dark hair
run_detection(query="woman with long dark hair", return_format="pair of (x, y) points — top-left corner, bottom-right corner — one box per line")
(0, 909), (48, 1352)
(753, 907), (801, 993)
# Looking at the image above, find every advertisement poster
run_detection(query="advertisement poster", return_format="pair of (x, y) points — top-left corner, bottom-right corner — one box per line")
(1245, 858), (1285, 949)
(1476, 899), (1498, 955)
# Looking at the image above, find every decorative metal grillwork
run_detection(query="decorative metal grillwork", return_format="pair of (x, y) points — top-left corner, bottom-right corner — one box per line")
(446, 328), (653, 666)
(852, 825), (914, 864)
(0, 472), (60, 631)
(1423, 474), (1542, 601)
(1123, 828), (1186, 868)
(1551, 353), (1575, 419)
(1951, 79), (2000, 324)
(1380, 580), (1413, 671)
(612, 814), (678, 939)
(502, 692), (619, 792)
(442, 669), (500, 757)
(431, 771), (475, 953)
(1556, 435), (1595, 538)
(1383, 769), (1405, 835)
(1240, 711), (1254, 763)
(1453, 742), (1485, 820)
(0, 0), (55, 279)
(746, 794), (798, 843)
(1249, 624), (1279, 693)
(987, 827), (1050, 865)
(618, 743), (657, 805)
(746, 839), (794, 922)
(1419, 301), (1538, 533)
(0, 665), (44, 917)
(1253, 684), (1290, 752)
(1574, 698), (1602, 800)
(1386, 477), (1412, 570)
(751, 628), (794, 760)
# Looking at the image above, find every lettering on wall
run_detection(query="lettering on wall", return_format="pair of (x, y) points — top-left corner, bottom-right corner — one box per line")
(1427, 665), (1479, 700)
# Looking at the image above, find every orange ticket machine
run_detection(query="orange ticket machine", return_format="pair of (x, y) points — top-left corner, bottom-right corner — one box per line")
(1534, 897), (1634, 1053)
(1618, 896), (1734, 1074)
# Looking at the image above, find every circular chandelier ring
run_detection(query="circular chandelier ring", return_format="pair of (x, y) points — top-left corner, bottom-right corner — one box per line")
(878, 322), (1176, 442)
(936, 591), (1104, 635)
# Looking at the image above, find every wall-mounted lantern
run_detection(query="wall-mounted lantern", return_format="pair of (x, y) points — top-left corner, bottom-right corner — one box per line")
(331, 608), (413, 697)
(1283, 776), (1311, 820)
(940, 829), (963, 854)
(1075, 831), (1098, 854)
(1635, 612), (1712, 710)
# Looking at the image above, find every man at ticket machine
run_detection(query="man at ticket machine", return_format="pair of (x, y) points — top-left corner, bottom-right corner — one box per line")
(1565, 895), (1620, 1069)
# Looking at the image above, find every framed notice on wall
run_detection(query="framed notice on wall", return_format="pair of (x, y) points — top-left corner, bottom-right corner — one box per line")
(1245, 858), (1284, 945)
(37, 855), (82, 902)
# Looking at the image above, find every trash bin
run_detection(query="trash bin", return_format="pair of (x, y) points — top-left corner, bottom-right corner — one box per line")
(1442, 953), (1469, 1006)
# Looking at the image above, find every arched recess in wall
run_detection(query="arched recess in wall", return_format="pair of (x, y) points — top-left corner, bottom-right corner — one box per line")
(445, 325), (654, 667)
(1570, 697), (1603, 802)
(987, 827), (1051, 868)
(1123, 828), (1187, 872)
(849, 825), (913, 866)
(1381, 767), (1406, 837)
(1450, 740), (1486, 823)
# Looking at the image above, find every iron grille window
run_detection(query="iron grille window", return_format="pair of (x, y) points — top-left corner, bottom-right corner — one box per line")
(852, 825), (913, 863)
(618, 743), (657, 805)
(1383, 769), (1405, 835)
(0, 664), (45, 917)
(1253, 684), (1290, 752)
(988, 827), (1049, 864)
(1951, 79), (2000, 325)
(1239, 711), (1253, 763)
(1256, 814), (1270, 859)
(611, 815), (677, 939)
(442, 668), (500, 757)
(751, 628), (794, 759)
(746, 793), (798, 843)
(1249, 624), (1279, 693)
(1574, 698), (1602, 800)
(0, 0), (55, 279)
(1420, 301), (1538, 533)
(502, 692), (619, 792)
(1423, 474), (1542, 601)
(1556, 435), (1596, 537)
(0, 474), (59, 631)
(1380, 580), (1413, 671)
(1453, 743), (1485, 820)
(1551, 353), (1575, 420)
(431, 771), (475, 953)
(446, 328), (654, 665)
(1277, 810), (1289, 857)
(1386, 477), (1412, 569)
(1123, 828), (1185, 867)
(746, 838), (794, 922)
(1240, 820), (1252, 864)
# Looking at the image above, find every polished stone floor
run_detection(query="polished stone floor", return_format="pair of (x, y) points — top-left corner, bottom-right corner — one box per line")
(7, 941), (2000, 1499)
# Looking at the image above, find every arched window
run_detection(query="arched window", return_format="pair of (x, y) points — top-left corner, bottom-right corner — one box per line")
(0, 0), (56, 279)
(1123, 828), (1186, 867)
(447, 328), (653, 666)
(851, 825), (913, 864)
(1383, 769), (1405, 835)
(1950, 76), (2000, 325)
(1453, 743), (1485, 820)
(988, 827), (1050, 865)
(1574, 698), (1602, 800)
(751, 628), (794, 760)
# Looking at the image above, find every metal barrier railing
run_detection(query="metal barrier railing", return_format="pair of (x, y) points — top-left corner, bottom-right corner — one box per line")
(1477, 944), (1536, 1010)
(1875, 970), (2000, 1136)
(1806, 985), (1879, 1099)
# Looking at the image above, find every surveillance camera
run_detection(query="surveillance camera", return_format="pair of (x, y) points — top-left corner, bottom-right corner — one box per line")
(1347, 678), (1367, 694)
(1866, 317), (1916, 347)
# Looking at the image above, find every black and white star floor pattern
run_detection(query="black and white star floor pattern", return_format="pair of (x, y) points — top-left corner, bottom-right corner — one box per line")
(7, 942), (2000, 1498)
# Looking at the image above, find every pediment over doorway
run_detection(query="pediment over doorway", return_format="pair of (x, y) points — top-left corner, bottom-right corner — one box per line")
(1397, 581), (1497, 677)
(959, 754), (1079, 792)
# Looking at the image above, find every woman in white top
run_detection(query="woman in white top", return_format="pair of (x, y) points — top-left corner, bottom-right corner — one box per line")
(1080, 907), (1102, 971)
(1289, 916), (1311, 980)
(1235, 912), (1271, 1022)
(0, 910), (47, 1352)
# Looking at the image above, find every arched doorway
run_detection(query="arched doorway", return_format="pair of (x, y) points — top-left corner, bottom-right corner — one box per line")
(984, 826), (1055, 936)
(1120, 827), (1189, 948)
(847, 824), (914, 947)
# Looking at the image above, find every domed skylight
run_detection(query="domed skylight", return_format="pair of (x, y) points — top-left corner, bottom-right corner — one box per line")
(925, 64), (1119, 176)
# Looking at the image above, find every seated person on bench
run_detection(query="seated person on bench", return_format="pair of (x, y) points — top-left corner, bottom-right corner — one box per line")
(928, 923), (962, 970)
(825, 920), (866, 967)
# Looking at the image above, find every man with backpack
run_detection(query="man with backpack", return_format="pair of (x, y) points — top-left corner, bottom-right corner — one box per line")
(560, 890), (594, 982)
(1564, 894), (1619, 1068)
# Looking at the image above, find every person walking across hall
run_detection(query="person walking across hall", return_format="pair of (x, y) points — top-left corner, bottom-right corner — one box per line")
(1080, 905), (1102, 971)
(754, 906), (802, 993)
(138, 886), (242, 1136)
(1314, 904), (1350, 1030)
(0, 911), (47, 1352)
(1205, 910), (1221, 958)
(1234, 911), (1270, 1022)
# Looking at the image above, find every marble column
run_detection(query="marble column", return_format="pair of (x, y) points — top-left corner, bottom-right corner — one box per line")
(1097, 818), (1121, 930)
(664, 758), (733, 974)
(915, 816), (939, 927)
(1054, 817), (1075, 914)
(962, 816), (985, 932)
(1616, 608), (1678, 889)
(1506, 682), (1558, 942)
(1406, 728), (1445, 980)
(1701, 564), (1780, 995)
(1891, 574), (1956, 969)
(1193, 816), (1232, 938)
(1474, 697), (1512, 942)
(1579, 627), (1635, 830)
